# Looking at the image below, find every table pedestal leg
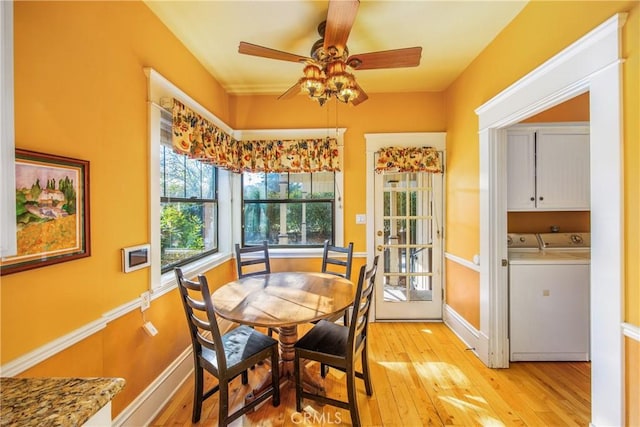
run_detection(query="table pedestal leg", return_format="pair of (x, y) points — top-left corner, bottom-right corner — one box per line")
(277, 325), (297, 377)
(278, 325), (325, 395)
(245, 325), (325, 405)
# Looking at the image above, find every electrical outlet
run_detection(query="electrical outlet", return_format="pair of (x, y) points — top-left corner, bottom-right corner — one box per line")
(140, 291), (151, 311)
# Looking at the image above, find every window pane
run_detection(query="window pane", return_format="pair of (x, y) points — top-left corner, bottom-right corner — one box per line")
(160, 201), (217, 270)
(289, 173), (311, 199)
(243, 202), (277, 244)
(243, 201), (332, 245)
(243, 172), (265, 199)
(185, 157), (202, 199)
(160, 145), (167, 198)
(241, 171), (335, 248)
(267, 173), (287, 200)
(201, 163), (215, 199)
(304, 201), (332, 243)
(311, 172), (334, 197)
(164, 147), (186, 198)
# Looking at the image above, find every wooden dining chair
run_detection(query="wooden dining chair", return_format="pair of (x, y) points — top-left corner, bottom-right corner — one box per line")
(321, 239), (354, 280)
(294, 256), (379, 427)
(235, 240), (271, 278)
(234, 240), (278, 337)
(175, 268), (280, 426)
(320, 239), (354, 325)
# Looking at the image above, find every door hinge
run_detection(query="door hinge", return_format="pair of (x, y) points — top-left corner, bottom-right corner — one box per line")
(501, 259), (508, 267)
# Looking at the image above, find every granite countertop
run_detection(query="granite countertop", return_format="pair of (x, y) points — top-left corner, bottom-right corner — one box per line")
(0, 377), (125, 427)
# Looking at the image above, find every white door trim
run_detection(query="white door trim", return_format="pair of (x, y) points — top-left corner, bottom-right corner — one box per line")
(475, 13), (626, 427)
(365, 133), (446, 321)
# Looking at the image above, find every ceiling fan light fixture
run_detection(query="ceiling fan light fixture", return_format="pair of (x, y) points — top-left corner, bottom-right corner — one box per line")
(325, 60), (353, 92)
(300, 64), (326, 97)
(336, 82), (360, 104)
(313, 92), (329, 106)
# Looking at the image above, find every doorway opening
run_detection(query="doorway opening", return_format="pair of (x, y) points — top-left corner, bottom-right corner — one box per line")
(476, 13), (626, 426)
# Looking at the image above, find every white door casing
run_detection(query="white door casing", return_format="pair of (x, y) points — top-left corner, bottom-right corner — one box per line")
(374, 170), (444, 319)
(365, 132), (446, 321)
(475, 13), (626, 427)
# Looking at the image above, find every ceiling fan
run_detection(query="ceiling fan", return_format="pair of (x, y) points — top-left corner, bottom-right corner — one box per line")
(238, 0), (422, 106)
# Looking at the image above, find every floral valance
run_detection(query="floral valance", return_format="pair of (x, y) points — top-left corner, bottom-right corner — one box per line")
(172, 99), (340, 173)
(375, 146), (442, 173)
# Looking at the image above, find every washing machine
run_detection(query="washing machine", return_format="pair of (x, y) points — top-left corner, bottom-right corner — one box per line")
(508, 232), (590, 361)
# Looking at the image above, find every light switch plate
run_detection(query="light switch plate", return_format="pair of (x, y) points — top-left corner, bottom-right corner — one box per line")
(355, 214), (366, 224)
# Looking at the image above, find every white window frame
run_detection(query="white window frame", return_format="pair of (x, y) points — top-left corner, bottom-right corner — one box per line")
(146, 69), (346, 293)
(233, 128), (345, 258)
(146, 68), (233, 293)
(1, 0), (16, 258)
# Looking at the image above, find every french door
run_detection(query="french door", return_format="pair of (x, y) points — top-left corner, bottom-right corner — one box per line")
(374, 170), (443, 320)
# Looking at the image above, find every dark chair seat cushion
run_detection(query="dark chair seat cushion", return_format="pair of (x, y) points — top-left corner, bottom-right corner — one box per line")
(295, 319), (348, 357)
(202, 325), (277, 370)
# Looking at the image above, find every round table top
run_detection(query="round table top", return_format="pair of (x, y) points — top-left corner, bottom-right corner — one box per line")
(211, 272), (355, 328)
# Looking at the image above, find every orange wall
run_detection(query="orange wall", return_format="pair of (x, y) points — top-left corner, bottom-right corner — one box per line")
(445, 260), (480, 329)
(444, 0), (639, 417)
(2, 0), (638, 421)
(1, 0), (234, 417)
(522, 92), (590, 123)
(3, 0), (230, 362)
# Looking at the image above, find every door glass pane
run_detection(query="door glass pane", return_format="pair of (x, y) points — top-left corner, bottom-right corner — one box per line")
(382, 273), (407, 302)
(382, 171), (434, 303)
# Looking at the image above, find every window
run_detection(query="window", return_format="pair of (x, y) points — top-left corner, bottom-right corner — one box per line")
(241, 171), (335, 247)
(159, 110), (218, 273)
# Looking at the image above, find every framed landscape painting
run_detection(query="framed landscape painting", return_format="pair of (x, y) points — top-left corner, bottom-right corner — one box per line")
(0, 150), (90, 275)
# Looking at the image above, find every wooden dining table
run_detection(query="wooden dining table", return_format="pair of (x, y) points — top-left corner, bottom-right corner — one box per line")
(211, 271), (356, 394)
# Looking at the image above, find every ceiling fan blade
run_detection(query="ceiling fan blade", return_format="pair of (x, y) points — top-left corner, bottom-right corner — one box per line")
(347, 47), (422, 70)
(278, 81), (302, 100)
(239, 42), (310, 63)
(351, 83), (368, 106)
(323, 0), (359, 53)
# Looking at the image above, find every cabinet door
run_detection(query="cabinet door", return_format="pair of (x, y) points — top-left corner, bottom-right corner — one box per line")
(536, 130), (590, 210)
(507, 131), (536, 210)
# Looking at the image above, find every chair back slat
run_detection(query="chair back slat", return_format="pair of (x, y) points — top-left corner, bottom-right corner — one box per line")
(348, 256), (379, 357)
(175, 268), (227, 369)
(321, 240), (354, 280)
(235, 240), (271, 278)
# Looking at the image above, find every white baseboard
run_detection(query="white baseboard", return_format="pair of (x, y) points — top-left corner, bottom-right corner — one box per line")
(113, 347), (193, 427)
(443, 304), (479, 357)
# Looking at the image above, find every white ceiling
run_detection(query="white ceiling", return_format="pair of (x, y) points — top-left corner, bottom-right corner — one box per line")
(144, 0), (528, 97)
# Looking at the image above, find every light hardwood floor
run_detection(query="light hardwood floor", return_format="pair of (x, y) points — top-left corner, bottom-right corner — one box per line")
(150, 322), (590, 426)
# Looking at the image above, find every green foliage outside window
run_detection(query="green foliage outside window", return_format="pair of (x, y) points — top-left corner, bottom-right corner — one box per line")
(242, 172), (334, 245)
